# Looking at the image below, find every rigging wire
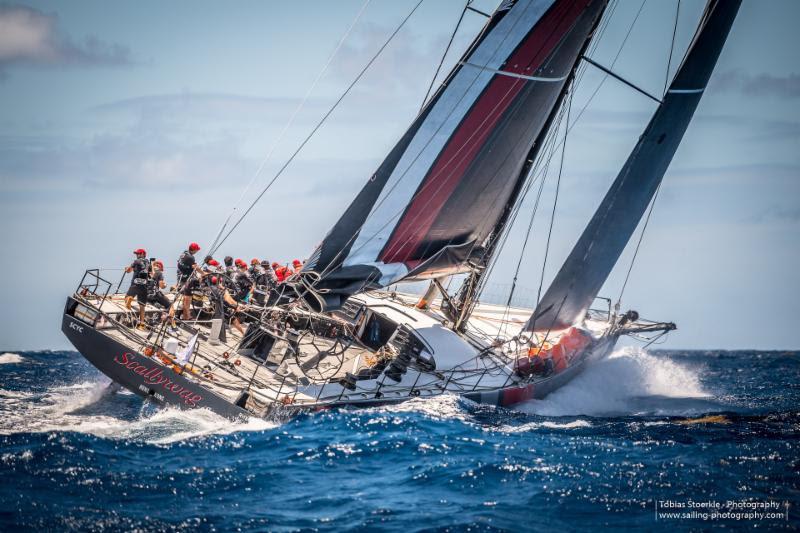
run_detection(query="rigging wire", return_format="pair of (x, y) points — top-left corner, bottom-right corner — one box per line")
(419, 0), (471, 112)
(376, 2), (592, 267)
(534, 85), (573, 316)
(307, 0), (541, 282)
(208, 0), (372, 254)
(615, 145), (662, 308)
(663, 0), (681, 95)
(210, 0), (426, 256)
(617, 0), (681, 307)
(471, 0), (650, 332)
(496, 142), (553, 337)
(467, 0), (627, 307)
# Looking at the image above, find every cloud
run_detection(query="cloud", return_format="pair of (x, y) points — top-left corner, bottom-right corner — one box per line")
(330, 19), (456, 102)
(711, 70), (800, 99)
(0, 4), (133, 78)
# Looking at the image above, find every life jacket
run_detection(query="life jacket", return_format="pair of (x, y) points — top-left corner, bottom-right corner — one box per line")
(146, 271), (162, 296)
(233, 271), (252, 301)
(177, 251), (194, 277)
(131, 258), (150, 284)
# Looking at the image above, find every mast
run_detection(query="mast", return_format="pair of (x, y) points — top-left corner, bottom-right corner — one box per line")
(450, 0), (609, 331)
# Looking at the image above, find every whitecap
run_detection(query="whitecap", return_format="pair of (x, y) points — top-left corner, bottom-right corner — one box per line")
(0, 353), (23, 364)
(366, 393), (471, 423)
(499, 419), (592, 433)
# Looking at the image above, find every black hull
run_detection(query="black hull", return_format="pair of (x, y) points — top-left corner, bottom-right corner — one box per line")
(61, 297), (249, 420)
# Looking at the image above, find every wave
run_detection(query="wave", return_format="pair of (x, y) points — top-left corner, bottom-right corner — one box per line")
(0, 352), (23, 364)
(515, 346), (720, 417)
(0, 379), (275, 444)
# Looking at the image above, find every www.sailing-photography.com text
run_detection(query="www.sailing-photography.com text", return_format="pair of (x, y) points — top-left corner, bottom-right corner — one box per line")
(655, 499), (790, 523)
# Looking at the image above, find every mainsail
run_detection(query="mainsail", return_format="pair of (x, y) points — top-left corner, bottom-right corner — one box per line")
(305, 0), (608, 310)
(527, 0), (741, 332)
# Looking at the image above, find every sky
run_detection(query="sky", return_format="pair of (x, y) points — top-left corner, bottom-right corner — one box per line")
(0, 0), (797, 351)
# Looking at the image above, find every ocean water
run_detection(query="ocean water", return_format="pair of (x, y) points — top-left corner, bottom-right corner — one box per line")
(0, 348), (797, 531)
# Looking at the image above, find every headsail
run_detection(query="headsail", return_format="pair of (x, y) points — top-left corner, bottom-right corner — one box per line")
(305, 0), (608, 310)
(527, 0), (741, 332)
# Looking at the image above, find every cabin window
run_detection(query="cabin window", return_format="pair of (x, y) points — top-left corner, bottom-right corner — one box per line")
(359, 311), (398, 350)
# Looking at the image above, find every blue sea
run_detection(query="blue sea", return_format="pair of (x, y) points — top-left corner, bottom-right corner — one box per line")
(0, 348), (797, 531)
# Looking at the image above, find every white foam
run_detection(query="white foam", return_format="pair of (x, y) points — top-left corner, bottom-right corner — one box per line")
(0, 352), (24, 364)
(367, 394), (470, 423)
(499, 419), (593, 433)
(0, 379), (276, 443)
(515, 346), (712, 417)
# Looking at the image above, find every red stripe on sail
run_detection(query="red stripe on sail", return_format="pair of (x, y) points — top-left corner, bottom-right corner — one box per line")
(380, 0), (589, 265)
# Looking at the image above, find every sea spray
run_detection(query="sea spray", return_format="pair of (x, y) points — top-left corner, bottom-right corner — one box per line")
(516, 346), (712, 417)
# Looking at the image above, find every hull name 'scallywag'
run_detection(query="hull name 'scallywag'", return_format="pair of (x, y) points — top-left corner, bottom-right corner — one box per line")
(114, 352), (203, 407)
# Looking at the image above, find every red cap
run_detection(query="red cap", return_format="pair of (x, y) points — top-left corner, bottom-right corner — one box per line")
(153, 260), (164, 269)
(133, 248), (146, 255)
(292, 259), (302, 267)
(189, 242), (201, 252)
(251, 258), (259, 265)
(208, 259), (220, 267)
(235, 258), (245, 267)
(271, 262), (279, 268)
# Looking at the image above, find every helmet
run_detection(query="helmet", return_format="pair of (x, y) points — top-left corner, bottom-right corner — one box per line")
(133, 248), (146, 256)
(189, 242), (201, 252)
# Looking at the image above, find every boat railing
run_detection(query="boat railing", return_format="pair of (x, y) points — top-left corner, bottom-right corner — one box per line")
(76, 268), (114, 310)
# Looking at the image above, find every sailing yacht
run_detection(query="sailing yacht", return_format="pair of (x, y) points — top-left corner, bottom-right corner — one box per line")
(61, 0), (740, 419)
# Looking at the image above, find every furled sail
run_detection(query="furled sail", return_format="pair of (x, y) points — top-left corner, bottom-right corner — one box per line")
(305, 0), (608, 310)
(527, 0), (741, 332)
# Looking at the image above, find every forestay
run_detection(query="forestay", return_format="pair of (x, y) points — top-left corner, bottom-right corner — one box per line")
(305, 0), (608, 310)
(527, 0), (742, 332)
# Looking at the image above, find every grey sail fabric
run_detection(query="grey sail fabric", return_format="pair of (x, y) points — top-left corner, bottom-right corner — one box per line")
(527, 0), (741, 332)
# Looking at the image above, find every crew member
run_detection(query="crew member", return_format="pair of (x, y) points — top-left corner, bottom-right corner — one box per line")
(177, 242), (202, 320)
(223, 256), (235, 276)
(124, 248), (150, 329)
(258, 260), (277, 288)
(233, 259), (254, 303)
(249, 258), (262, 279)
(177, 242), (200, 284)
(146, 260), (172, 309)
(208, 275), (246, 342)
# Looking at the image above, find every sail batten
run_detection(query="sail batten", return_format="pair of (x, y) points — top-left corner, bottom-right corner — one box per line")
(307, 0), (608, 310)
(526, 0), (741, 332)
